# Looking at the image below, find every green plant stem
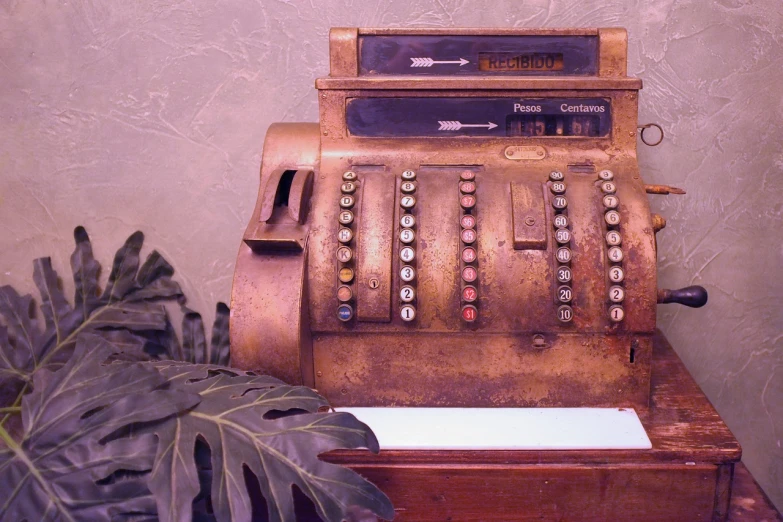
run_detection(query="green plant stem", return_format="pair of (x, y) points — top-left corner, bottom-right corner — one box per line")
(0, 407), (21, 414)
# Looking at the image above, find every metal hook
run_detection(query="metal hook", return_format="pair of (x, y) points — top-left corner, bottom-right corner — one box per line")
(638, 123), (664, 146)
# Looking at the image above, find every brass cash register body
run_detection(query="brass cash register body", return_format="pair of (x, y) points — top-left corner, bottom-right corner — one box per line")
(231, 28), (700, 410)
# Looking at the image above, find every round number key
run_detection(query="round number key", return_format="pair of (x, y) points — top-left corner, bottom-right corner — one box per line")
(609, 285), (625, 303)
(400, 285), (416, 303)
(400, 265), (416, 282)
(338, 210), (354, 225)
(400, 228), (415, 243)
(461, 214), (476, 229)
(605, 210), (621, 226)
(557, 305), (573, 323)
(336, 246), (353, 263)
(460, 170), (476, 181)
(461, 247), (477, 263)
(337, 285), (353, 302)
(608, 305), (625, 322)
(338, 267), (354, 284)
(550, 182), (566, 194)
(555, 228), (572, 244)
(400, 246), (415, 263)
(338, 228), (353, 243)
(339, 195), (355, 209)
(400, 304), (416, 322)
(461, 228), (477, 244)
(401, 170), (416, 181)
(608, 266), (625, 283)
(337, 304), (353, 322)
(341, 182), (356, 194)
(599, 169), (614, 181)
(603, 195), (619, 209)
(401, 181), (416, 194)
(400, 195), (416, 209)
(460, 181), (476, 194)
(462, 266), (478, 283)
(400, 214), (416, 228)
(557, 265), (572, 283)
(556, 247), (572, 263)
(557, 285), (573, 303)
(601, 181), (617, 194)
(552, 195), (568, 210)
(549, 170), (564, 181)
(460, 195), (476, 210)
(553, 214), (569, 229)
(461, 304), (478, 322)
(462, 285), (478, 303)
(606, 230), (622, 246)
(608, 246), (624, 263)
(342, 171), (357, 181)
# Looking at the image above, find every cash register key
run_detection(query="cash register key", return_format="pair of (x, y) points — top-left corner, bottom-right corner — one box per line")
(555, 228), (572, 244)
(401, 170), (416, 181)
(338, 210), (354, 225)
(400, 228), (415, 243)
(338, 267), (354, 284)
(608, 246), (624, 263)
(460, 170), (476, 181)
(400, 285), (416, 303)
(400, 304), (417, 322)
(339, 195), (355, 209)
(606, 230), (622, 246)
(549, 170), (565, 181)
(461, 247), (477, 263)
(603, 195), (619, 209)
(461, 304), (478, 322)
(401, 181), (416, 194)
(608, 305), (625, 322)
(460, 194), (476, 210)
(550, 182), (566, 194)
(553, 214), (569, 229)
(400, 246), (416, 263)
(609, 285), (625, 303)
(459, 181), (476, 194)
(552, 195), (568, 210)
(557, 305), (573, 323)
(336, 246), (353, 263)
(342, 171), (357, 181)
(340, 182), (356, 194)
(400, 214), (416, 228)
(462, 285), (478, 303)
(604, 210), (621, 226)
(556, 247), (572, 264)
(400, 265), (416, 282)
(599, 169), (614, 181)
(557, 285), (573, 303)
(461, 228), (477, 244)
(557, 265), (572, 283)
(400, 195), (416, 209)
(337, 285), (353, 302)
(462, 266), (478, 283)
(601, 181), (617, 194)
(608, 266), (625, 283)
(337, 304), (354, 322)
(461, 214), (476, 229)
(337, 228), (353, 243)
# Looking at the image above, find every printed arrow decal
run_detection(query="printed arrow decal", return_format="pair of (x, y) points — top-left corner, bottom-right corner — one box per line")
(438, 121), (498, 131)
(410, 57), (470, 67)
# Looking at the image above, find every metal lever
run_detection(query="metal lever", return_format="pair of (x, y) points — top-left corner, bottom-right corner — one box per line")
(657, 286), (708, 308)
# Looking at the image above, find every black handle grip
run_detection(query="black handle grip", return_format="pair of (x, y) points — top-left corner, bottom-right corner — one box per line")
(657, 286), (708, 308)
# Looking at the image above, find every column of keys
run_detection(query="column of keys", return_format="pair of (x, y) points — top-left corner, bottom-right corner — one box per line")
(599, 169), (625, 323)
(459, 170), (479, 323)
(399, 170), (418, 322)
(336, 171), (358, 322)
(550, 170), (574, 323)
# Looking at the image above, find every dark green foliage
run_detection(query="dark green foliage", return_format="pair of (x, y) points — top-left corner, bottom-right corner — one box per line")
(0, 228), (393, 522)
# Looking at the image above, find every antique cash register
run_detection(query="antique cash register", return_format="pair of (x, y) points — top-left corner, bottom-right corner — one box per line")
(231, 28), (741, 521)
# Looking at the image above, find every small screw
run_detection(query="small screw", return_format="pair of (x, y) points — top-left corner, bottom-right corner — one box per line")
(524, 217), (535, 226)
(537, 150), (544, 156)
(316, 371), (322, 377)
(532, 334), (546, 348)
(369, 277), (380, 289)
(340, 388), (348, 395)
(629, 131), (635, 137)
(323, 130), (329, 136)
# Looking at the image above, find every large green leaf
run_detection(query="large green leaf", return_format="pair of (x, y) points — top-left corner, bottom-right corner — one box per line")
(0, 334), (200, 521)
(144, 363), (395, 522)
(0, 227), (184, 408)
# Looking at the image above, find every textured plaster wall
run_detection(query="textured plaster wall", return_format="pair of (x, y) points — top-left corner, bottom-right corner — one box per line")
(1, 0), (781, 510)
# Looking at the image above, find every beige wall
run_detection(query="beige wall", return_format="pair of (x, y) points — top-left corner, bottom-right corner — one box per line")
(1, 0), (781, 510)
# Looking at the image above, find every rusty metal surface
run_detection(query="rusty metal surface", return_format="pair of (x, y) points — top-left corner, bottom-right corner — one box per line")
(232, 28), (672, 409)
